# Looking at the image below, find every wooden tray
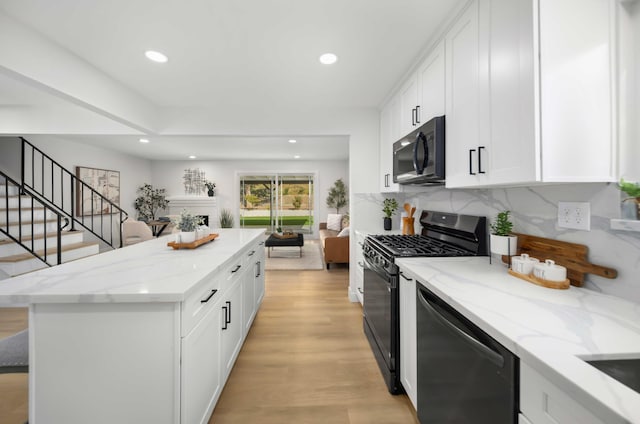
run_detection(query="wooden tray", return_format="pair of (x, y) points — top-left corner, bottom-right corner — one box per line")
(501, 233), (617, 287)
(508, 269), (570, 290)
(167, 233), (219, 250)
(271, 232), (298, 239)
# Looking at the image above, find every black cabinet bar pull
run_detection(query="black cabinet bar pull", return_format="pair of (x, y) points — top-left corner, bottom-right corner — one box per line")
(256, 261), (261, 278)
(469, 149), (476, 175)
(411, 108), (416, 126)
(222, 306), (228, 330)
(201, 289), (218, 303)
(400, 272), (413, 281)
(248, 250), (255, 257)
(478, 146), (486, 174)
(415, 105), (420, 124)
(226, 301), (232, 324)
(357, 287), (364, 294)
(231, 265), (241, 273)
(259, 241), (265, 246)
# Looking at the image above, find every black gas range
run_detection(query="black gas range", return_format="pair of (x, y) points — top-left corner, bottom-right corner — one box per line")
(362, 210), (488, 394)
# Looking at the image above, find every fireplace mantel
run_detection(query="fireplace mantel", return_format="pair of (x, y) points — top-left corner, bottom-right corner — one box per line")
(167, 196), (218, 228)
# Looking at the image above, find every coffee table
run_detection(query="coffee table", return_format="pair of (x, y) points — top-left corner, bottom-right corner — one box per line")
(265, 233), (304, 258)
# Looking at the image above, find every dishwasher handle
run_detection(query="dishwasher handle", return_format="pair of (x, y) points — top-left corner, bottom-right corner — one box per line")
(417, 286), (504, 368)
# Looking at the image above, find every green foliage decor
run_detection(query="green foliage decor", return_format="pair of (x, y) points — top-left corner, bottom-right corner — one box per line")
(134, 183), (169, 222)
(618, 179), (640, 199)
(490, 211), (513, 236)
(219, 209), (234, 228)
(326, 178), (348, 214)
(173, 209), (203, 232)
(382, 198), (398, 218)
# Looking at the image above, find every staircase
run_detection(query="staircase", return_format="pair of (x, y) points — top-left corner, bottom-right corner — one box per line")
(0, 175), (99, 279)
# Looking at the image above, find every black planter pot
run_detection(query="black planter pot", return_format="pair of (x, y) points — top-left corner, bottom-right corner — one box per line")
(383, 217), (392, 231)
(207, 189), (215, 197)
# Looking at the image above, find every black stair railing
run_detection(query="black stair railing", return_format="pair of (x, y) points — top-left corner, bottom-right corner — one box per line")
(20, 138), (128, 248)
(1, 170), (69, 267)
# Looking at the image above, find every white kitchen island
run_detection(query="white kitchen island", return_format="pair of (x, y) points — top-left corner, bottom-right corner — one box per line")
(0, 228), (266, 424)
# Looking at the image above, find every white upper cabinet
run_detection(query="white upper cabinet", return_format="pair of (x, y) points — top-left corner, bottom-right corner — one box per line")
(380, 94), (401, 192)
(399, 75), (420, 136)
(444, 0), (482, 188)
(446, 0), (616, 188)
(417, 40), (446, 125)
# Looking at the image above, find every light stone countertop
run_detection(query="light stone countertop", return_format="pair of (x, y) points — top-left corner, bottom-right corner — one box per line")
(396, 256), (640, 424)
(0, 228), (265, 304)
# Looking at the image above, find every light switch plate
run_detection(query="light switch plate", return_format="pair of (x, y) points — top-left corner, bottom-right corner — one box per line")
(557, 202), (590, 230)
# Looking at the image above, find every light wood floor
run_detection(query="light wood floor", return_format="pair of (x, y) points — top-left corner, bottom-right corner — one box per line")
(0, 269), (418, 424)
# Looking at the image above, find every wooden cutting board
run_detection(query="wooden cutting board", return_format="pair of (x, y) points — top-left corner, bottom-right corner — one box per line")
(501, 233), (617, 287)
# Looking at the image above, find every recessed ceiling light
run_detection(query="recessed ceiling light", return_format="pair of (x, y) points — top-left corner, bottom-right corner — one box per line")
(139, 138), (150, 143)
(319, 53), (338, 65)
(289, 139), (297, 143)
(294, 155), (301, 159)
(145, 50), (168, 63)
(189, 155), (196, 159)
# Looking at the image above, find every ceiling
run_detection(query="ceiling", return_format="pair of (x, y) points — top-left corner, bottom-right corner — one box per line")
(0, 0), (464, 160)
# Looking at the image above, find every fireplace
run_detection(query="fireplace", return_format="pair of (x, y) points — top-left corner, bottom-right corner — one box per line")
(166, 196), (218, 228)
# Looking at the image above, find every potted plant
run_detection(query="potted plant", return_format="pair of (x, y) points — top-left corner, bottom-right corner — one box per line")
(219, 208), (234, 228)
(618, 179), (640, 220)
(326, 178), (348, 214)
(173, 209), (203, 243)
(133, 183), (169, 222)
(489, 210), (517, 256)
(382, 198), (399, 231)
(204, 180), (216, 197)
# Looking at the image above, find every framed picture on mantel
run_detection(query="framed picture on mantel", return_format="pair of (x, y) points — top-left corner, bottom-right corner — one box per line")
(75, 166), (120, 216)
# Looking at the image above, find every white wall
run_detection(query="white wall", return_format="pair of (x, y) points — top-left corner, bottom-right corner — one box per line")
(150, 159), (348, 236)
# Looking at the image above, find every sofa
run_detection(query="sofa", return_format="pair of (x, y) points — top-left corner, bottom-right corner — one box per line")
(319, 221), (349, 269)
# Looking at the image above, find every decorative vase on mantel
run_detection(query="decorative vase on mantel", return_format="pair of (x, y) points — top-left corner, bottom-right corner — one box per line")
(207, 189), (215, 197)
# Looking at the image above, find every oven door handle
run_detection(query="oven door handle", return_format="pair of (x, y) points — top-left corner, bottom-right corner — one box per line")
(417, 286), (504, 368)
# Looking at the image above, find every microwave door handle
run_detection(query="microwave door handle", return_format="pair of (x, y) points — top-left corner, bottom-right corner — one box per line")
(417, 286), (504, 368)
(413, 132), (427, 174)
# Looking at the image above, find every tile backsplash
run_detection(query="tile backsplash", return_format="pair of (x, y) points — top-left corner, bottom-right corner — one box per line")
(354, 182), (640, 303)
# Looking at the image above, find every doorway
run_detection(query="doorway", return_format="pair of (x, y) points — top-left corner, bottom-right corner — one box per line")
(239, 173), (315, 234)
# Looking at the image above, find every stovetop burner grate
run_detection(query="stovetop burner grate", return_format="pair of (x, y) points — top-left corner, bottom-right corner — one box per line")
(368, 234), (472, 258)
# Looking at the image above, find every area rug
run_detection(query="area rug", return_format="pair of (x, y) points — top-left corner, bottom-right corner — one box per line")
(265, 239), (324, 271)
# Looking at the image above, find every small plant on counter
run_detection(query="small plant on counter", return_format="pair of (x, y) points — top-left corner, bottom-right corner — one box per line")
(382, 198), (399, 218)
(489, 210), (517, 257)
(490, 210), (513, 236)
(618, 179), (640, 220)
(219, 209), (234, 228)
(173, 210), (203, 232)
(382, 198), (399, 231)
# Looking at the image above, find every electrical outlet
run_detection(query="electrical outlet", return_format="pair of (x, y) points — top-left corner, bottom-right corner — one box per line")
(557, 202), (591, 230)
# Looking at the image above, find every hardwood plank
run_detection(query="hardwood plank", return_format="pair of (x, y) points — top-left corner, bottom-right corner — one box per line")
(210, 269), (418, 423)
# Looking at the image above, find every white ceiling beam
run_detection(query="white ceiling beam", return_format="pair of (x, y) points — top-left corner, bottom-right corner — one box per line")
(0, 11), (158, 134)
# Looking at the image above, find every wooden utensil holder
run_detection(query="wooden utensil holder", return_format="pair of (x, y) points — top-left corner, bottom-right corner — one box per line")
(402, 217), (415, 235)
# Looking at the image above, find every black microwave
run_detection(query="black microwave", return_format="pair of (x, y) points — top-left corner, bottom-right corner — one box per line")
(393, 115), (445, 185)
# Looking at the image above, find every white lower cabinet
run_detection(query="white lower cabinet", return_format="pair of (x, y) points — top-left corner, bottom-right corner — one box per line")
(220, 276), (243, 378)
(181, 302), (222, 424)
(398, 268), (418, 409)
(520, 362), (605, 424)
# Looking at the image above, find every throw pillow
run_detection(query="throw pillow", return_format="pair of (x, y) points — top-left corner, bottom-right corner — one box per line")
(327, 214), (342, 231)
(337, 227), (350, 237)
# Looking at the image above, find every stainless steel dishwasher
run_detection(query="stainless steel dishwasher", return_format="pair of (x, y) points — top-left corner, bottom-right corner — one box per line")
(416, 284), (518, 423)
